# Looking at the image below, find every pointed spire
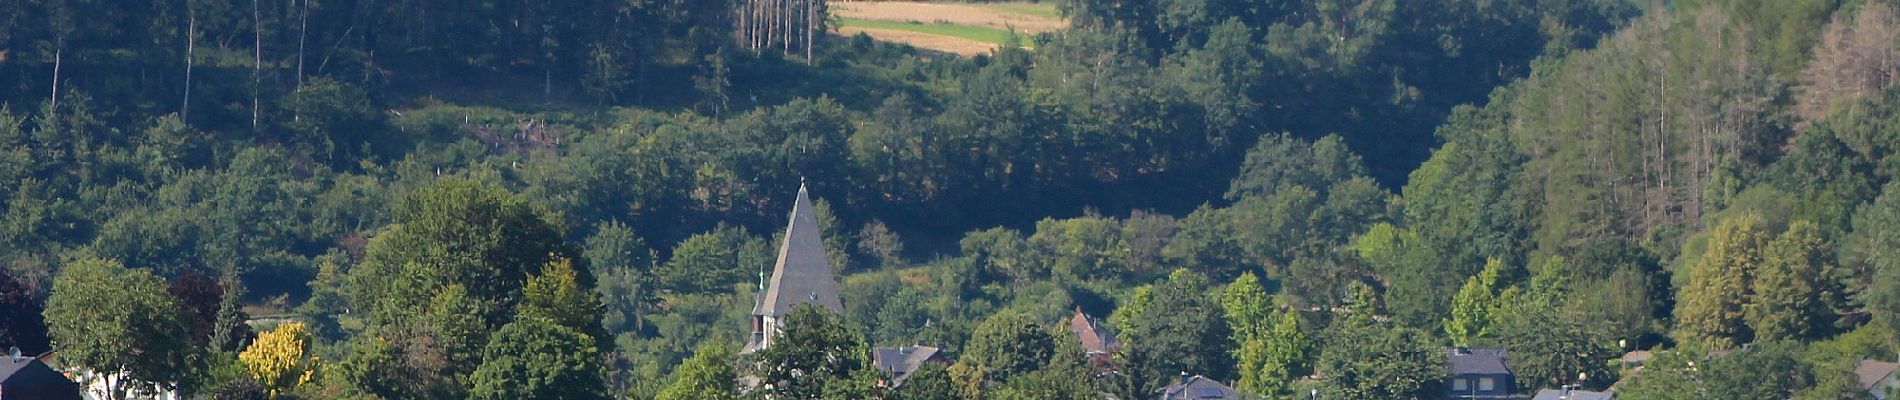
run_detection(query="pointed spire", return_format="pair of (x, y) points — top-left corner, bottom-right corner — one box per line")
(752, 183), (843, 317)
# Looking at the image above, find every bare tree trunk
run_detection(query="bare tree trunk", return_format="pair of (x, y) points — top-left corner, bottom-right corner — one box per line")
(806, 0), (814, 62)
(782, 0), (792, 54)
(50, 43), (61, 111)
(185, 3), (196, 120)
(767, 0), (775, 51)
(252, 0), (262, 131)
(297, 0), (309, 87)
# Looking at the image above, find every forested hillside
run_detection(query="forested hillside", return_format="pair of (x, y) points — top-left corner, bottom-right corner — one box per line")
(0, 0), (1897, 399)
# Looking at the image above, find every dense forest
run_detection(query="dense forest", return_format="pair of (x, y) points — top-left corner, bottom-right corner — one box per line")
(0, 0), (1898, 399)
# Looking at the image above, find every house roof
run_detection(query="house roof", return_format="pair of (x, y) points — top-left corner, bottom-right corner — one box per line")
(752, 183), (844, 317)
(1856, 360), (1898, 391)
(1618, 350), (1653, 365)
(1, 357), (82, 399)
(1068, 307), (1121, 354)
(871, 345), (942, 384)
(1449, 347), (1513, 376)
(1160, 375), (1247, 400)
(1530, 389), (1614, 400)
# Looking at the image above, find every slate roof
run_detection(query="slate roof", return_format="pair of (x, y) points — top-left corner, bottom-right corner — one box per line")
(752, 183), (844, 317)
(1159, 375), (1247, 400)
(1068, 307), (1121, 354)
(1, 356), (82, 400)
(1858, 360), (1898, 391)
(1530, 389), (1614, 400)
(871, 345), (942, 384)
(1449, 348), (1513, 375)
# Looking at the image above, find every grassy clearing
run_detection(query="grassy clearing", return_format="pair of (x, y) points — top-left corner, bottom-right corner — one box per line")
(978, 2), (1062, 19)
(839, 18), (1035, 47)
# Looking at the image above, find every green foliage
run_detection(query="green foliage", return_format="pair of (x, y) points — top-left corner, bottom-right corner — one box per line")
(586, 220), (657, 335)
(1488, 290), (1618, 390)
(856, 220), (906, 270)
(959, 227), (1035, 286)
(1352, 223), (1448, 328)
(891, 363), (958, 400)
(468, 316), (608, 400)
(1220, 272), (1274, 340)
(210, 377), (269, 400)
(1226, 134), (1366, 201)
(520, 258), (607, 344)
(1850, 180), (1900, 336)
(1747, 221), (1845, 341)
(1121, 269), (1235, 393)
(1445, 258), (1508, 346)
(1616, 344), (1819, 400)
(656, 341), (739, 400)
(1236, 308), (1313, 397)
(44, 257), (199, 399)
(1674, 215), (1769, 348)
(657, 224), (770, 294)
(348, 178), (572, 329)
(10, 1), (1900, 399)
(1028, 215), (1130, 281)
(279, 77), (387, 164)
(1164, 205), (1248, 281)
(1765, 130), (1877, 233)
(754, 305), (869, 400)
(989, 364), (1096, 400)
(958, 311), (1057, 384)
(1108, 285), (1153, 335)
(1316, 300), (1446, 399)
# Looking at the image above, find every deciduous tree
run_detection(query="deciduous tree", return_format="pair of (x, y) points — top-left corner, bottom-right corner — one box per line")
(1444, 258), (1507, 346)
(1674, 215), (1768, 348)
(753, 305), (868, 399)
(1747, 221), (1842, 341)
(1122, 269), (1235, 393)
(656, 341), (739, 400)
(0, 266), (48, 354)
(44, 258), (198, 400)
(238, 321), (315, 396)
(958, 311), (1057, 384)
(1315, 297), (1445, 399)
(468, 316), (607, 400)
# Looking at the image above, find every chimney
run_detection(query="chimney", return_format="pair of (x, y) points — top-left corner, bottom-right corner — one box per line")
(1178, 371), (1190, 385)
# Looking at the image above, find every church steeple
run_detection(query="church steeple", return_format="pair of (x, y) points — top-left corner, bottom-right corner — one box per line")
(746, 182), (843, 351)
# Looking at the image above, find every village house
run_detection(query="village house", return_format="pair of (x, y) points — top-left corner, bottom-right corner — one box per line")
(2, 349), (81, 400)
(1158, 373), (1248, 400)
(1858, 359), (1898, 400)
(870, 345), (945, 387)
(1067, 307), (1121, 370)
(1447, 347), (1518, 399)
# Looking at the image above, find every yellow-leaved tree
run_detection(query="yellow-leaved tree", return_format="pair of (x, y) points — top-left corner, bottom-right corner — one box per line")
(238, 321), (316, 396)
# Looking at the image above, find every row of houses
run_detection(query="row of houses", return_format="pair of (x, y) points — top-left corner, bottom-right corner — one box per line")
(746, 185), (1900, 400)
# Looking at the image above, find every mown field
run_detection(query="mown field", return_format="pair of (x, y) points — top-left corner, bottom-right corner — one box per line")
(832, 1), (1064, 55)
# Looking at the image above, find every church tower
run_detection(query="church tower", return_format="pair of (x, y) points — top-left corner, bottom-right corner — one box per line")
(745, 182), (844, 352)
